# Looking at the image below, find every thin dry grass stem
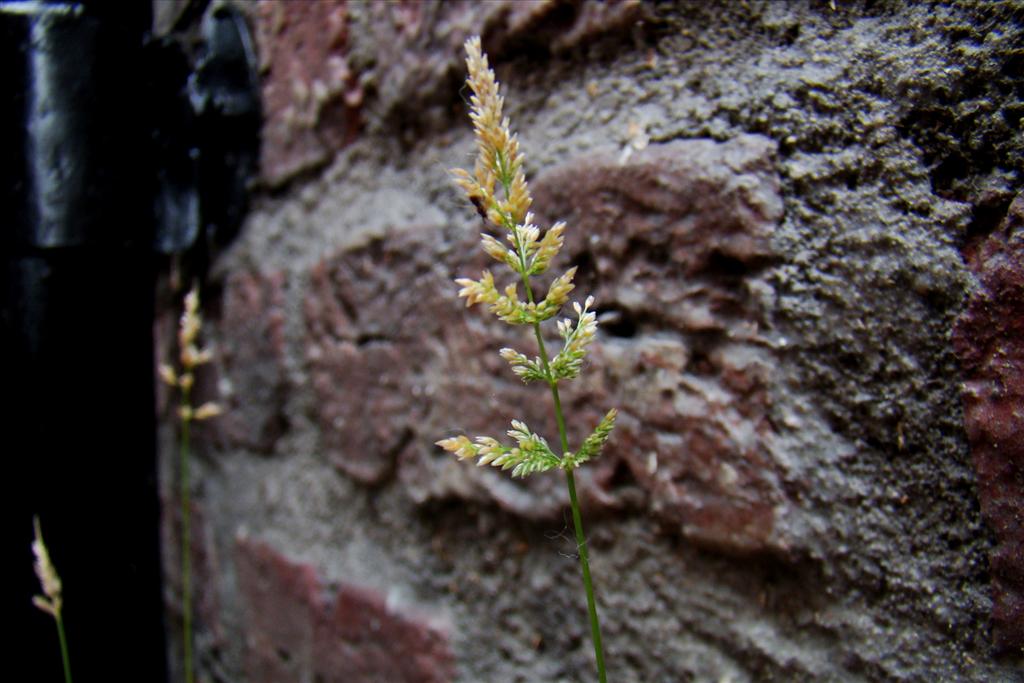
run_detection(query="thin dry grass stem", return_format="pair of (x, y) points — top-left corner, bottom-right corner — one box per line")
(159, 282), (222, 683)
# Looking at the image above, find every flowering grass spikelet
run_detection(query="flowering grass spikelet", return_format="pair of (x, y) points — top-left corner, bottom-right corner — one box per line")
(160, 283), (222, 424)
(32, 516), (63, 619)
(437, 420), (560, 478)
(562, 409), (619, 470)
(550, 296), (599, 381)
(529, 221), (565, 275)
(32, 516), (73, 683)
(439, 36), (615, 682)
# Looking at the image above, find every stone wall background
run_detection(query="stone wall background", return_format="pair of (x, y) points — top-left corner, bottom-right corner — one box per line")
(156, 1), (1024, 681)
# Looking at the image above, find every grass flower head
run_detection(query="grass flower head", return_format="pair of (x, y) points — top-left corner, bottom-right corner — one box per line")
(32, 516), (62, 619)
(437, 36), (615, 682)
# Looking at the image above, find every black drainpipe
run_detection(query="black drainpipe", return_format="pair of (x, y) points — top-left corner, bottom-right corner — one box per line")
(1, 2), (258, 679)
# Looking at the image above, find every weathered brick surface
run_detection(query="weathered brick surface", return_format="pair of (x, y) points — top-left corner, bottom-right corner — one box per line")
(253, 0), (361, 186)
(304, 244), (434, 485)
(235, 537), (454, 682)
(170, 2), (1024, 680)
(483, 0), (645, 56)
(252, 0), (648, 186)
(531, 137), (786, 555)
(235, 537), (318, 682)
(305, 137), (792, 555)
(216, 269), (288, 453)
(304, 227), (581, 507)
(952, 192), (1024, 654)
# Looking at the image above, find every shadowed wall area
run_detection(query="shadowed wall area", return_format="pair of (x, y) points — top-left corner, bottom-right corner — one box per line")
(155, 1), (1024, 681)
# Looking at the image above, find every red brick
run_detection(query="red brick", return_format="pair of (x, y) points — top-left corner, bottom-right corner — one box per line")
(251, 0), (650, 186)
(217, 269), (288, 453)
(235, 537), (318, 682)
(235, 537), (454, 682)
(304, 247), (428, 485)
(253, 0), (361, 186)
(528, 136), (790, 556)
(486, 0), (646, 55)
(304, 227), (570, 512)
(952, 191), (1024, 654)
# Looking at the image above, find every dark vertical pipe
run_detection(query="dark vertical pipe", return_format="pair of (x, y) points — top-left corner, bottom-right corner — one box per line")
(1, 3), (168, 680)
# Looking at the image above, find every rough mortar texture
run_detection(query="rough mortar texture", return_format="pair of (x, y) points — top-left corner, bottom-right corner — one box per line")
(159, 1), (1024, 681)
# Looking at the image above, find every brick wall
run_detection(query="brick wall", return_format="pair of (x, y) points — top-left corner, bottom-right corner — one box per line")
(158, 1), (1024, 680)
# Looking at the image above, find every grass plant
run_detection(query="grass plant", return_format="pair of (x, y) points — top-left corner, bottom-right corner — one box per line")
(159, 284), (221, 683)
(437, 37), (616, 682)
(32, 516), (72, 683)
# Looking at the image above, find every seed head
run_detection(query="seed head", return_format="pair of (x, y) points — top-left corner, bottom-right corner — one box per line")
(31, 517), (62, 619)
(459, 36), (531, 230)
(193, 402), (223, 421)
(158, 363), (178, 387)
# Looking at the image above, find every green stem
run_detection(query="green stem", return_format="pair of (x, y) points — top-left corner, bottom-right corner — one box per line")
(565, 468), (607, 683)
(544, 369), (606, 682)
(543, 343), (608, 681)
(55, 614), (72, 683)
(180, 398), (194, 683)
(512, 238), (606, 681)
